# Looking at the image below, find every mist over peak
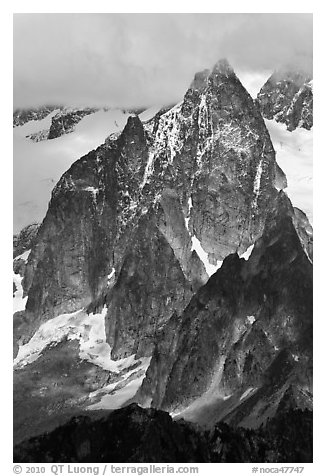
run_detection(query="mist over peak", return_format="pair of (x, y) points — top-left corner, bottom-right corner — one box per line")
(14, 13), (312, 110)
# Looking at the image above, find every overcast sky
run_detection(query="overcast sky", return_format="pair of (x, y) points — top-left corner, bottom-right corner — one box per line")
(13, 13), (312, 109)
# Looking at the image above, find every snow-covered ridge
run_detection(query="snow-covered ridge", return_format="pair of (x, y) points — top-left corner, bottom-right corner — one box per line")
(13, 109), (132, 233)
(139, 105), (163, 122)
(13, 110), (61, 138)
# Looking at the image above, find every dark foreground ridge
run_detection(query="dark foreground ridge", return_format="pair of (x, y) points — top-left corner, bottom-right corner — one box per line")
(14, 403), (312, 463)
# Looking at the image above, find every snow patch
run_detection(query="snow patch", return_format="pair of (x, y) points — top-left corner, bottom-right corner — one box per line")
(13, 272), (28, 313)
(252, 156), (264, 208)
(184, 196), (223, 276)
(223, 394), (232, 401)
(84, 186), (99, 202)
(140, 151), (155, 188)
(139, 105), (162, 122)
(87, 357), (151, 410)
(191, 235), (223, 277)
(13, 307), (140, 373)
(107, 267), (115, 284)
(247, 315), (256, 325)
(14, 249), (31, 263)
(240, 244), (254, 261)
(185, 196), (193, 231)
(240, 387), (257, 401)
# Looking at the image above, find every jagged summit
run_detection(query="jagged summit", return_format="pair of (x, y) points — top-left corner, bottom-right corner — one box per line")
(211, 57), (235, 75)
(256, 65), (313, 131)
(189, 59), (235, 92)
(189, 59), (236, 91)
(190, 69), (210, 91)
(271, 62), (312, 82)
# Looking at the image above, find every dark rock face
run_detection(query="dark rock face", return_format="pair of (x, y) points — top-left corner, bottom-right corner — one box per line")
(143, 59), (278, 261)
(136, 193), (312, 427)
(21, 143), (119, 339)
(292, 207), (313, 262)
(13, 223), (40, 259)
(256, 69), (313, 131)
(105, 213), (193, 359)
(13, 404), (312, 463)
(13, 106), (59, 127)
(47, 107), (98, 139)
(19, 59), (281, 360)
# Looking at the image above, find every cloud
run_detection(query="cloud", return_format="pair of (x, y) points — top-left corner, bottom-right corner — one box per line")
(13, 13), (312, 109)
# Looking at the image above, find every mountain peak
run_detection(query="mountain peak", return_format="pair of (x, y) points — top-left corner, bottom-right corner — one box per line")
(270, 67), (312, 87)
(189, 59), (235, 92)
(211, 58), (234, 76)
(190, 69), (210, 91)
(256, 65), (313, 131)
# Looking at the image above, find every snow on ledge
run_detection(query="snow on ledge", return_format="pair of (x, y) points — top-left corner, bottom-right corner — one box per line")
(84, 186), (99, 202)
(185, 196), (193, 231)
(139, 105), (162, 122)
(240, 387), (257, 401)
(107, 267), (116, 285)
(87, 356), (152, 411)
(247, 315), (256, 325)
(240, 244), (254, 261)
(191, 235), (223, 277)
(184, 196), (223, 277)
(14, 249), (31, 263)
